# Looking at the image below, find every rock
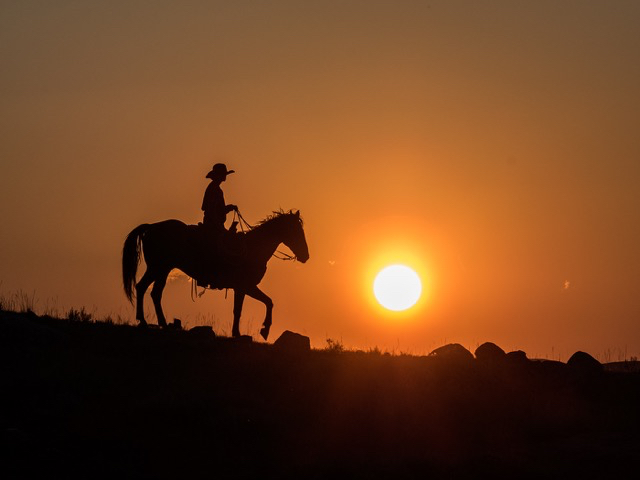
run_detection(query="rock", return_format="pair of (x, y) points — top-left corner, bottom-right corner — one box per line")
(274, 330), (310, 354)
(429, 343), (474, 362)
(505, 350), (529, 364)
(532, 359), (567, 377)
(189, 325), (216, 337)
(567, 351), (602, 374)
(474, 342), (506, 362)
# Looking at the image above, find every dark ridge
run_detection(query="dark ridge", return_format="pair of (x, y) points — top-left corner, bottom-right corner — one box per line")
(2, 311), (639, 479)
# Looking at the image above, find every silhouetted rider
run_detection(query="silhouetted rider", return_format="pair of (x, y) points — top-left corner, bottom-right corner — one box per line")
(202, 163), (238, 234)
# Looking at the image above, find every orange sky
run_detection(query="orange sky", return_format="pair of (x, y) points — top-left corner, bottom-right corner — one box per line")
(2, 1), (639, 359)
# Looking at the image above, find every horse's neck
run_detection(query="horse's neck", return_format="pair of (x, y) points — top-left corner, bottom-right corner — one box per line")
(245, 221), (283, 262)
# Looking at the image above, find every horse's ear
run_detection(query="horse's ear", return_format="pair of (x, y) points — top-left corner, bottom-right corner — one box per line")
(295, 210), (300, 218)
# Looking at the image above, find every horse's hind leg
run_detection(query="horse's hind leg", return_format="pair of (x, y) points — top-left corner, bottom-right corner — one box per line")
(135, 270), (155, 326)
(232, 290), (246, 338)
(150, 270), (170, 328)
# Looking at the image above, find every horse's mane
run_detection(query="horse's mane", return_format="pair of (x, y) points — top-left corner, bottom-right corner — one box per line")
(254, 209), (303, 228)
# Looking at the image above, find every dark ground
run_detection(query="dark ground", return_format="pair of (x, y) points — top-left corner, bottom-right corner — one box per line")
(1, 310), (639, 479)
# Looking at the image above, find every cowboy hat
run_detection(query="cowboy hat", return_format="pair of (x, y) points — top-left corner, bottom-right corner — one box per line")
(206, 163), (235, 179)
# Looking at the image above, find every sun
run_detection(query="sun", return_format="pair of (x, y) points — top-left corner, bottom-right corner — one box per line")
(373, 264), (422, 311)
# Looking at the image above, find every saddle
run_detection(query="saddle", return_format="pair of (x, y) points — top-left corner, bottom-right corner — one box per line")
(190, 223), (245, 289)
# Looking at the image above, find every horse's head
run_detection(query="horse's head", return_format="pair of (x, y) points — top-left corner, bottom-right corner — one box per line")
(282, 210), (309, 263)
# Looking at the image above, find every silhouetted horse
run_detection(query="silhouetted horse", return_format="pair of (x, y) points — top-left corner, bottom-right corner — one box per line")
(122, 210), (309, 340)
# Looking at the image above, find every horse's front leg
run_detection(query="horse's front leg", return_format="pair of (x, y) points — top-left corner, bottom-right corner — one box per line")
(245, 285), (273, 340)
(232, 289), (245, 337)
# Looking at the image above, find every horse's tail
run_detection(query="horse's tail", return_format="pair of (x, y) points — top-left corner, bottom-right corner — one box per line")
(122, 224), (150, 303)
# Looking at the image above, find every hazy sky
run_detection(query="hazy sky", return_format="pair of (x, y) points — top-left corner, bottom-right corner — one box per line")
(2, 1), (639, 359)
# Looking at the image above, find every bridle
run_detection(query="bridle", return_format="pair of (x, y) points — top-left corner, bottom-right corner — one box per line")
(233, 209), (298, 261)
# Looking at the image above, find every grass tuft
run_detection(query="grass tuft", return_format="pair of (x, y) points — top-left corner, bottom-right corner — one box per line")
(325, 337), (345, 353)
(68, 307), (93, 323)
(0, 289), (38, 314)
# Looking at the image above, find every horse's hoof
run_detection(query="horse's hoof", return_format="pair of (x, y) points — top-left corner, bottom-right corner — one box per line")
(260, 326), (270, 340)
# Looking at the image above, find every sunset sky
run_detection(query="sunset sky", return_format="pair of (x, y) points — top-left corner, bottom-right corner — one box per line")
(2, 1), (639, 359)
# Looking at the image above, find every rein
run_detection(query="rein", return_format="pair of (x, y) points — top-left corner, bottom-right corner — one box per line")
(191, 277), (206, 302)
(273, 250), (296, 261)
(189, 209), (297, 303)
(233, 210), (254, 232)
(233, 209), (297, 262)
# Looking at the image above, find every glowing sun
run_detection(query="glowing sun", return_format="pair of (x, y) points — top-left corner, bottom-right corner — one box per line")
(373, 264), (422, 311)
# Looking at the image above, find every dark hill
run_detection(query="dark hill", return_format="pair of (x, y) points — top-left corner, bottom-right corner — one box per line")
(1, 311), (639, 479)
